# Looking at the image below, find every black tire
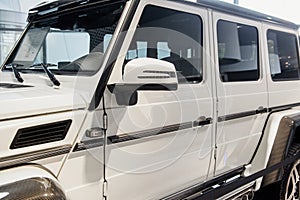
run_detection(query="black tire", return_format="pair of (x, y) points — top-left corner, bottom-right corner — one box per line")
(279, 143), (300, 200)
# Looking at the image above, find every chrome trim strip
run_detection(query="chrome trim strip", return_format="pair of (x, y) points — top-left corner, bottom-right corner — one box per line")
(73, 138), (104, 152)
(0, 145), (72, 169)
(270, 102), (300, 112)
(74, 120), (213, 152)
(219, 102), (300, 122)
(218, 111), (257, 122)
(108, 121), (193, 144)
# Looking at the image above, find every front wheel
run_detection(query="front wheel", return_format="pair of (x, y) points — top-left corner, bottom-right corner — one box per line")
(280, 143), (300, 200)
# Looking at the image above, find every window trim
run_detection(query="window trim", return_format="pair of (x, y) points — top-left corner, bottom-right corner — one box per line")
(122, 4), (204, 85)
(267, 29), (300, 82)
(216, 19), (260, 83)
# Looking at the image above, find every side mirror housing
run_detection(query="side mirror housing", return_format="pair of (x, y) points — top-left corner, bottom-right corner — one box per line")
(123, 57), (178, 90)
(109, 58), (178, 105)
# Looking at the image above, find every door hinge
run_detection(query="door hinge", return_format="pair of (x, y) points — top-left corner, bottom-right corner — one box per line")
(103, 113), (108, 130)
(103, 180), (108, 198)
(214, 146), (217, 159)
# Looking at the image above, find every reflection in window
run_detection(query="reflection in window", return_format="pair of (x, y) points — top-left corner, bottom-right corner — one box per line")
(267, 30), (300, 81)
(125, 5), (203, 84)
(0, 29), (22, 65)
(217, 20), (259, 82)
(46, 32), (90, 64)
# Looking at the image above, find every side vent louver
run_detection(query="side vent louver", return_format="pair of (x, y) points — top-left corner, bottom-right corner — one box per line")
(10, 120), (72, 149)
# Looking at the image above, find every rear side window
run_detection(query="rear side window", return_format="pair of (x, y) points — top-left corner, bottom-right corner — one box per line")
(125, 5), (203, 84)
(217, 20), (259, 82)
(267, 30), (300, 81)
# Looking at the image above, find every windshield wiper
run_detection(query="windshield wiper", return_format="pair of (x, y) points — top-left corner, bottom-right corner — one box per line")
(6, 63), (24, 83)
(31, 63), (60, 86)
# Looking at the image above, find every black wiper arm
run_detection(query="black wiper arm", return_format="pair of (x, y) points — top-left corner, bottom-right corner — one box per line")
(6, 63), (24, 83)
(31, 63), (60, 86)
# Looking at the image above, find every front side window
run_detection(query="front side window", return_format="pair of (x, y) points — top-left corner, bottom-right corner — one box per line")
(125, 5), (203, 84)
(267, 30), (300, 81)
(3, 2), (125, 76)
(217, 20), (259, 82)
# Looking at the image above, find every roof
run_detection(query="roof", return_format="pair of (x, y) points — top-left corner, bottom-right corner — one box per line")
(28, 0), (299, 29)
(28, 0), (126, 21)
(193, 0), (298, 29)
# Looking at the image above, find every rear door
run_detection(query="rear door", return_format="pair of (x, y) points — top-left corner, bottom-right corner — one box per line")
(212, 12), (269, 175)
(104, 1), (214, 199)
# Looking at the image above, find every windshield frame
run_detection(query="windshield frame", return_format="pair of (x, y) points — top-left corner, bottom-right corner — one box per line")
(1, 0), (127, 77)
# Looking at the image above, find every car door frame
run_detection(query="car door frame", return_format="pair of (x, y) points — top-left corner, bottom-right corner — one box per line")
(212, 11), (269, 176)
(103, 0), (216, 199)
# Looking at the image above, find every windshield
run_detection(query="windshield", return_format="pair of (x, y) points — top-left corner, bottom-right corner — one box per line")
(3, 2), (125, 76)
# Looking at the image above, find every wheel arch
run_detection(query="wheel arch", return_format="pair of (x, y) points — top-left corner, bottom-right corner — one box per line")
(0, 164), (67, 200)
(263, 113), (300, 186)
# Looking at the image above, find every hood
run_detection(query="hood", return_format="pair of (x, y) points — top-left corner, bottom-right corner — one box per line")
(0, 82), (87, 121)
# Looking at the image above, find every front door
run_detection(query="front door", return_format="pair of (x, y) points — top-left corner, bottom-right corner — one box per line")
(104, 1), (214, 199)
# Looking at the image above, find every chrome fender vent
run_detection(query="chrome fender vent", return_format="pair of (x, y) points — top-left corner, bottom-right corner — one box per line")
(10, 120), (72, 149)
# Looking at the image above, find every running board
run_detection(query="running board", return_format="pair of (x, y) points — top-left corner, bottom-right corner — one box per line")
(186, 176), (255, 200)
(162, 167), (245, 200)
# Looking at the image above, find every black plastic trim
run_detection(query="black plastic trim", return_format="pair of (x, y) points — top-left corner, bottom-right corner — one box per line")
(162, 166), (244, 200)
(73, 138), (104, 152)
(29, 0), (127, 22)
(0, 145), (72, 169)
(108, 122), (193, 144)
(163, 152), (300, 200)
(218, 110), (257, 122)
(0, 83), (33, 88)
(89, 0), (141, 110)
(270, 102), (300, 112)
(250, 102), (300, 164)
(193, 118), (212, 127)
(10, 120), (72, 149)
(191, 153), (300, 200)
(74, 119), (212, 152)
(249, 107), (291, 164)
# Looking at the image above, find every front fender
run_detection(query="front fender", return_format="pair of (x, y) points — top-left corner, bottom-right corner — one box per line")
(0, 165), (67, 200)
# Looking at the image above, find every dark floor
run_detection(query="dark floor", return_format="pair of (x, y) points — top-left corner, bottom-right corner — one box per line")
(253, 183), (279, 200)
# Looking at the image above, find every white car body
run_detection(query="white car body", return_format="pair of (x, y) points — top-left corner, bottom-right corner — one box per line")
(0, 0), (300, 199)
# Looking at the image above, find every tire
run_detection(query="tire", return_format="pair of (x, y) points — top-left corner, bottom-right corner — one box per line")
(279, 143), (300, 200)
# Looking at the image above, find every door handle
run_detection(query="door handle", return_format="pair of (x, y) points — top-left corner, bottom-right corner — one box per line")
(256, 106), (268, 114)
(193, 116), (212, 127)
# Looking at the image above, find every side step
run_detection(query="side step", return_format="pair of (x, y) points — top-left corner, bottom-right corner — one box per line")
(218, 184), (255, 200)
(185, 177), (255, 200)
(162, 167), (246, 200)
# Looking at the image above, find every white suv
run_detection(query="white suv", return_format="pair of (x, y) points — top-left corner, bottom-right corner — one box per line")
(0, 0), (299, 199)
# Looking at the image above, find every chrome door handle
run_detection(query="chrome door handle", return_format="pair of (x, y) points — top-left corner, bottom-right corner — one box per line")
(256, 106), (268, 114)
(193, 117), (212, 127)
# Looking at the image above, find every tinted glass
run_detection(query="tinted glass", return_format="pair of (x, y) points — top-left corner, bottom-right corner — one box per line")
(125, 5), (203, 84)
(217, 20), (259, 82)
(267, 30), (300, 81)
